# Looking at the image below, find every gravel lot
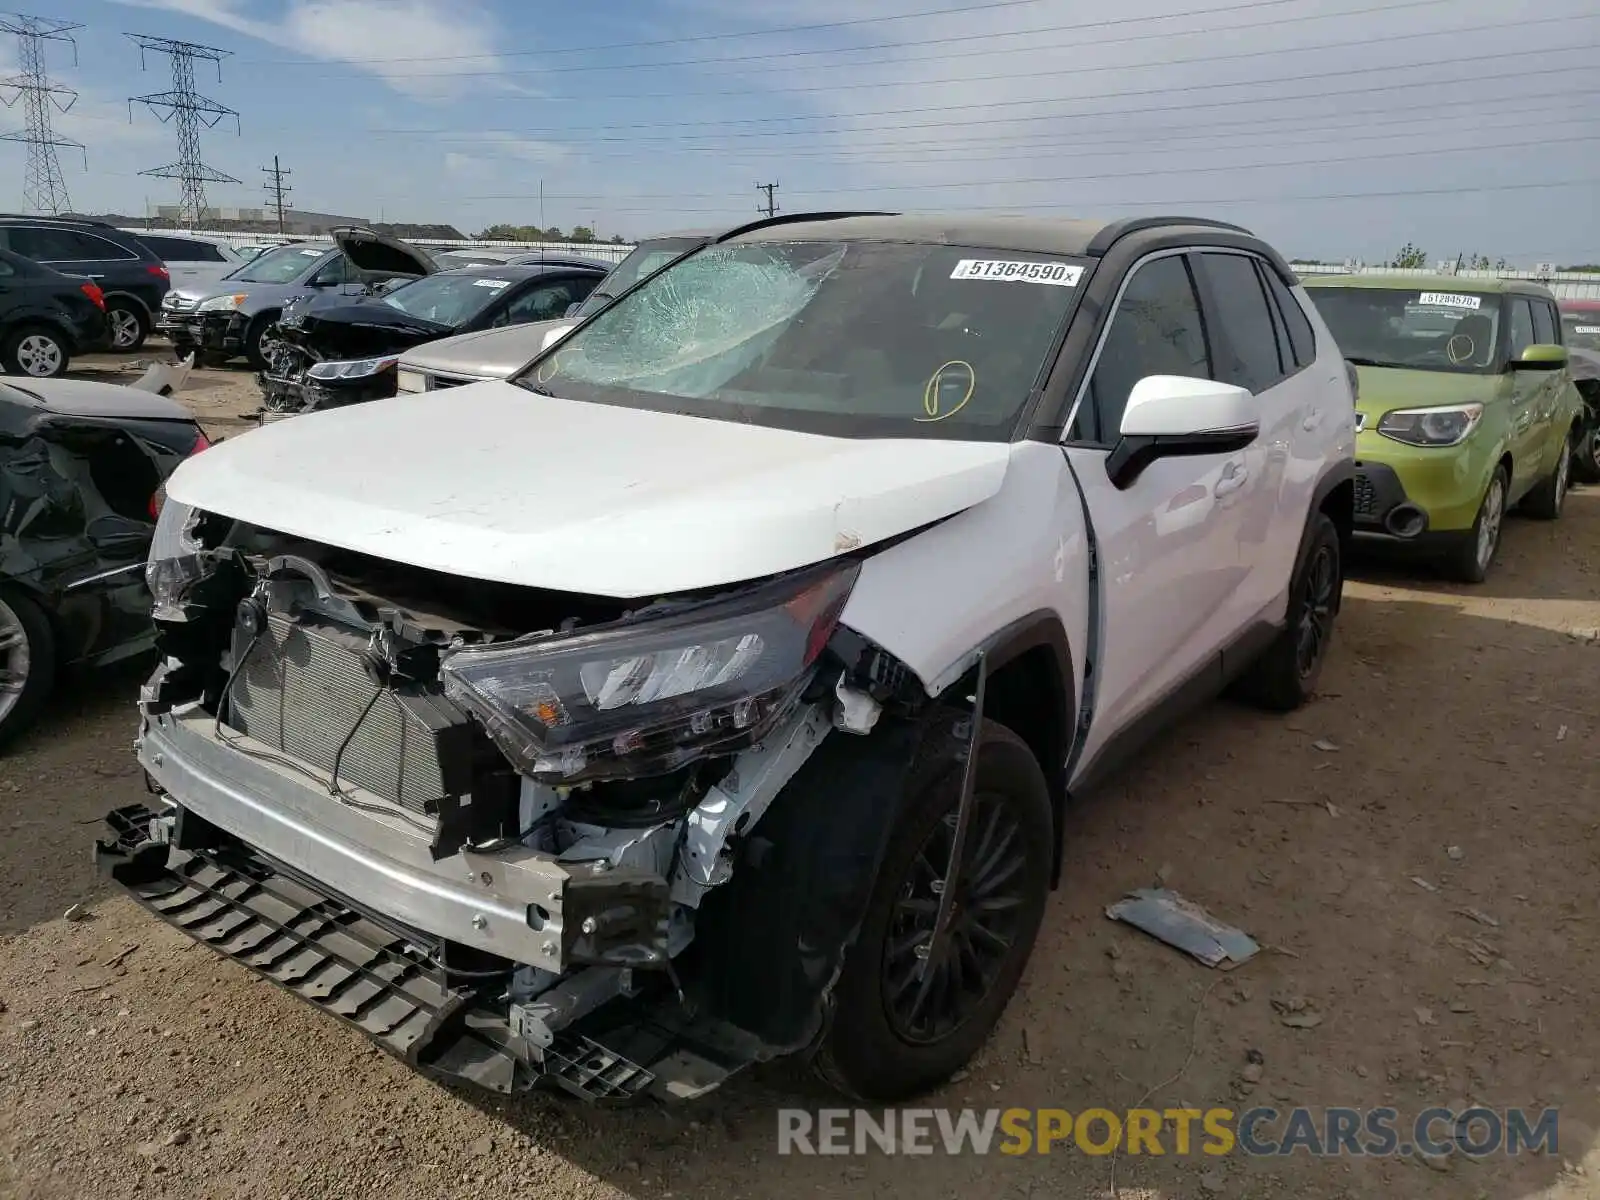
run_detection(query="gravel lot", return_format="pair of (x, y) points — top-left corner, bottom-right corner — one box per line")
(2, 350), (1598, 1199)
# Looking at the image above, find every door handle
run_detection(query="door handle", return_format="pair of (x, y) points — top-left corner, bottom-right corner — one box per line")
(1214, 464), (1249, 497)
(1301, 408), (1321, 432)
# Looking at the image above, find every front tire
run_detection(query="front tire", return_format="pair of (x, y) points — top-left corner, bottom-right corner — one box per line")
(1442, 465), (1508, 584)
(244, 314), (277, 371)
(1232, 512), (1341, 712)
(0, 324), (69, 377)
(105, 300), (149, 352)
(0, 586), (55, 750)
(813, 719), (1052, 1102)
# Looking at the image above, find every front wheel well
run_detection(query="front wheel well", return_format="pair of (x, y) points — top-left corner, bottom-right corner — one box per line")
(1318, 477), (1354, 562)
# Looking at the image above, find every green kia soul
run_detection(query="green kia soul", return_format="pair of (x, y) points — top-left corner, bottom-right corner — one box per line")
(1302, 275), (1582, 582)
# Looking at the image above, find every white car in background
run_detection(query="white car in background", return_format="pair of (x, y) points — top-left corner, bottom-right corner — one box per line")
(129, 232), (252, 293)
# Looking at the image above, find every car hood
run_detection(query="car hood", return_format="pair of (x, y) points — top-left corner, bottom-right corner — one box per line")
(168, 278), (298, 306)
(1567, 347), (1600, 384)
(1353, 366), (1503, 421)
(0, 376), (193, 422)
(331, 226), (436, 278)
(164, 381), (1013, 598)
(398, 319), (567, 380)
(275, 298), (449, 360)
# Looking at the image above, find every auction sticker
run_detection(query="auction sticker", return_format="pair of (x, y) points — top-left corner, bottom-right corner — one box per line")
(951, 259), (1083, 286)
(1417, 291), (1481, 310)
(1575, 325), (1600, 334)
(300, 248), (325, 256)
(473, 278), (510, 289)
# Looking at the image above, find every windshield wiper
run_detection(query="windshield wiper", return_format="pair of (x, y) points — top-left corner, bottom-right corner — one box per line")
(1342, 356), (1387, 367)
(520, 380), (556, 397)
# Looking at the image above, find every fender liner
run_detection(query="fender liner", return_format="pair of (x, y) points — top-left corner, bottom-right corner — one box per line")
(1311, 457), (1355, 513)
(101, 290), (153, 321)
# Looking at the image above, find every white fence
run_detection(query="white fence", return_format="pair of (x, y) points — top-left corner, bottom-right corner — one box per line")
(120, 227), (638, 267)
(1290, 264), (1600, 302)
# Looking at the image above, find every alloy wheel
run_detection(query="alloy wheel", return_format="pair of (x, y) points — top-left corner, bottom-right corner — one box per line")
(881, 790), (1030, 1046)
(16, 334), (62, 377)
(109, 307), (142, 350)
(1476, 476), (1506, 572)
(1295, 543), (1337, 680)
(0, 596), (33, 726)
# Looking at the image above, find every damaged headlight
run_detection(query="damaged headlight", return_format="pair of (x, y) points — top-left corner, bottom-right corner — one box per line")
(306, 355), (401, 381)
(145, 499), (206, 621)
(441, 563), (858, 782)
(196, 293), (248, 312)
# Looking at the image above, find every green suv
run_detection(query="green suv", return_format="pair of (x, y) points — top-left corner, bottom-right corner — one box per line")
(1302, 275), (1582, 582)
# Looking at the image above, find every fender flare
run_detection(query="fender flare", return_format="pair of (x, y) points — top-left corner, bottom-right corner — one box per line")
(100, 290), (153, 322)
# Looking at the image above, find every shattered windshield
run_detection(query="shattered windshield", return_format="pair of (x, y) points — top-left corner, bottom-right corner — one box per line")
(1561, 311), (1600, 351)
(517, 240), (1087, 440)
(574, 238), (702, 316)
(1306, 287), (1505, 374)
(380, 272), (506, 326)
(226, 244), (327, 284)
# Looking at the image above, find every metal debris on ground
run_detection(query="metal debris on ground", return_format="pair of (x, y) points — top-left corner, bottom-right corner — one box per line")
(128, 353), (196, 397)
(1312, 739), (1340, 752)
(1455, 907), (1499, 928)
(1272, 995), (1324, 1029)
(1411, 876), (1439, 892)
(1446, 845), (1466, 862)
(1105, 888), (1259, 969)
(62, 903), (88, 922)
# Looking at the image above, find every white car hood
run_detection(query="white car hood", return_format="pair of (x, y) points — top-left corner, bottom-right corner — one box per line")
(165, 381), (1013, 598)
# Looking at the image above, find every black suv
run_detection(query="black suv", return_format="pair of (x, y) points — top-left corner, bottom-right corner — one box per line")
(0, 215), (169, 352)
(0, 247), (108, 377)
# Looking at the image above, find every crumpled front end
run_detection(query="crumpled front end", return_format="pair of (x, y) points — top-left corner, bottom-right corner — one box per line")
(99, 504), (941, 1102)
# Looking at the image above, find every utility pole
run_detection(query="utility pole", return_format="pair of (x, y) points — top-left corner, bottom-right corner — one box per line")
(261, 154), (291, 233)
(756, 181), (779, 218)
(127, 34), (241, 229)
(0, 15), (84, 215)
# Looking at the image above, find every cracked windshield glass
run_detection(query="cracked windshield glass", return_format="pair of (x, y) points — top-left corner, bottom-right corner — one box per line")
(519, 240), (1087, 438)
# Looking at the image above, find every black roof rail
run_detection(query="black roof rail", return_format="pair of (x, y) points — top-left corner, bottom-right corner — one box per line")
(712, 210), (901, 243)
(0, 211), (113, 227)
(1085, 215), (1256, 256)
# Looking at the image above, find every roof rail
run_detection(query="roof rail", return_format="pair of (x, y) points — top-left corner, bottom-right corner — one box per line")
(1086, 215), (1256, 256)
(0, 212), (112, 227)
(713, 210), (901, 243)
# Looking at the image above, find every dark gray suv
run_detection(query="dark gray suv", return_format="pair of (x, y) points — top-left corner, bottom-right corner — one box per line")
(0, 215), (170, 352)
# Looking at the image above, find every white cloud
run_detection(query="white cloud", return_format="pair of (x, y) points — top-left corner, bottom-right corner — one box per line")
(110, 0), (510, 101)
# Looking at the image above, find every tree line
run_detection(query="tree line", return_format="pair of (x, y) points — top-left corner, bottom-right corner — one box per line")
(474, 224), (628, 244)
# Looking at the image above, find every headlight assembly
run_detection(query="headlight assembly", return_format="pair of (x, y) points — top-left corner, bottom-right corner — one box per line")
(306, 355), (401, 381)
(196, 293), (248, 313)
(441, 562), (859, 782)
(1376, 403), (1484, 447)
(145, 499), (206, 621)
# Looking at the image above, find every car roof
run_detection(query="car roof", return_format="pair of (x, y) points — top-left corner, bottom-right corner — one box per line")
(1559, 298), (1600, 311)
(436, 262), (605, 280)
(1301, 273), (1558, 299)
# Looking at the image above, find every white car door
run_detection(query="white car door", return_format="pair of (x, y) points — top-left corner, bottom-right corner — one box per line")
(1061, 250), (1259, 772)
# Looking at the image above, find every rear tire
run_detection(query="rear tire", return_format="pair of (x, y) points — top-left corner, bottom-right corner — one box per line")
(813, 718), (1052, 1102)
(1573, 399), (1600, 485)
(105, 300), (149, 352)
(1522, 430), (1572, 520)
(0, 586), (55, 751)
(1442, 465), (1508, 584)
(1232, 512), (1341, 712)
(0, 324), (69, 377)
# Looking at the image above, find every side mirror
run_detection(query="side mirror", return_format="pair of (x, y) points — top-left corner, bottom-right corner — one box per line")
(1509, 343), (1567, 371)
(540, 323), (575, 351)
(1106, 375), (1259, 490)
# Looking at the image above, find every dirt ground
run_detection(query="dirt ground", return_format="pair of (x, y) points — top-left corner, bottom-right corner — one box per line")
(2, 348), (1599, 1200)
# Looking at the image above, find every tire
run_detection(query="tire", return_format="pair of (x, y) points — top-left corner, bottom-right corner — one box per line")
(1442, 465), (1508, 584)
(1573, 400), (1600, 485)
(0, 586), (55, 751)
(1232, 512), (1341, 712)
(105, 300), (149, 352)
(813, 718), (1053, 1102)
(244, 314), (277, 371)
(1522, 429), (1573, 520)
(0, 324), (70, 378)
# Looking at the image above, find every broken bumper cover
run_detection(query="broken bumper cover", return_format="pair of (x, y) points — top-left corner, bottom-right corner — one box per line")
(156, 311), (244, 353)
(257, 370), (395, 418)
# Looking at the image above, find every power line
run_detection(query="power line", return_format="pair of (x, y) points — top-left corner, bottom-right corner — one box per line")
(0, 14), (83, 215)
(756, 182), (780, 217)
(128, 34), (241, 229)
(238, 0), (1462, 79)
(262, 153), (292, 234)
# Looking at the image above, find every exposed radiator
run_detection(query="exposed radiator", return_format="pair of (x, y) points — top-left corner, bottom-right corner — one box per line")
(227, 613), (455, 815)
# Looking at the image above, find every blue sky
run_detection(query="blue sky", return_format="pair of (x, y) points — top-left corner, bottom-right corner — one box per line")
(7, 0), (1600, 262)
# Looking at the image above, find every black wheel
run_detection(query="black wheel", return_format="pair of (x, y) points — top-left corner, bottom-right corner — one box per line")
(1232, 512), (1341, 712)
(1442, 465), (1508, 584)
(813, 718), (1052, 1102)
(0, 324), (70, 378)
(0, 586), (55, 750)
(1522, 429), (1573, 520)
(1573, 401), (1600, 485)
(105, 299), (149, 352)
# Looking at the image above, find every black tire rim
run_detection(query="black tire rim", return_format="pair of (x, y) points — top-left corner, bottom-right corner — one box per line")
(881, 789), (1030, 1046)
(1295, 543), (1337, 680)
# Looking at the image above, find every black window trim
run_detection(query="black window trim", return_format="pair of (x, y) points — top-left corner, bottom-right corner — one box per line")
(11, 224), (140, 263)
(1190, 247), (1295, 396)
(1255, 257), (1318, 371)
(1252, 258), (1291, 377)
(1062, 245), (1215, 449)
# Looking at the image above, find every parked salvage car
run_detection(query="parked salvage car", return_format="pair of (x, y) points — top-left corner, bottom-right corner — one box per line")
(0, 215), (169, 353)
(0, 374), (209, 745)
(134, 232), (251, 293)
(0, 247), (109, 379)
(258, 260), (608, 418)
(100, 212), (1354, 1105)
(157, 229), (436, 369)
(1303, 275), (1582, 582)
(1558, 300), (1600, 482)
(397, 231), (714, 392)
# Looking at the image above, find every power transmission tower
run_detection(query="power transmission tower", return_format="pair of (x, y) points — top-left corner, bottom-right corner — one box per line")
(756, 181), (779, 218)
(0, 15), (85, 215)
(127, 34), (240, 229)
(262, 154), (292, 233)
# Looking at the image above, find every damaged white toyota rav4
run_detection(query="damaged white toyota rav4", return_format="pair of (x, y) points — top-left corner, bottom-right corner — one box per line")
(100, 213), (1355, 1105)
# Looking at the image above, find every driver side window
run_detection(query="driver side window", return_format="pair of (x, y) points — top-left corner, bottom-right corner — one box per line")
(1075, 254), (1212, 443)
(1508, 298), (1536, 357)
(309, 253), (350, 287)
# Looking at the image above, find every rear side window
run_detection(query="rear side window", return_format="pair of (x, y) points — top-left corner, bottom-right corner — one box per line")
(9, 227), (137, 262)
(1199, 252), (1285, 393)
(1530, 300), (1557, 346)
(142, 235), (227, 263)
(1509, 298), (1536, 356)
(1259, 265), (1316, 368)
(1079, 254), (1211, 442)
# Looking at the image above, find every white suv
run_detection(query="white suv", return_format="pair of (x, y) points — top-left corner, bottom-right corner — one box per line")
(103, 213), (1355, 1105)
